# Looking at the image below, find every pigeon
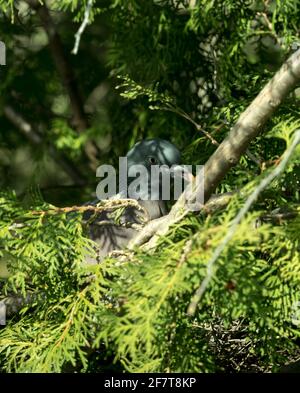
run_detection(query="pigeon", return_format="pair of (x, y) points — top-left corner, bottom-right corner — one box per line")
(84, 138), (185, 262)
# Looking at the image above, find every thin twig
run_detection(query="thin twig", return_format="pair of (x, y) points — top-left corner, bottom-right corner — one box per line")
(163, 105), (261, 165)
(128, 193), (235, 251)
(176, 238), (194, 268)
(29, 199), (146, 216)
(72, 0), (94, 55)
(187, 130), (300, 316)
(257, 11), (281, 45)
(162, 104), (219, 146)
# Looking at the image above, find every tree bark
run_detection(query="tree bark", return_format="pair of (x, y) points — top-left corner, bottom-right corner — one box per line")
(130, 48), (300, 250)
(202, 48), (300, 202)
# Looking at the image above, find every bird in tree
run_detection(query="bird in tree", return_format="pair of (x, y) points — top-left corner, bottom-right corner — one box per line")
(84, 138), (189, 262)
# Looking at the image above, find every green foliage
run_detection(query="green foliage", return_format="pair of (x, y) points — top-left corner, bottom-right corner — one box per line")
(0, 0), (300, 373)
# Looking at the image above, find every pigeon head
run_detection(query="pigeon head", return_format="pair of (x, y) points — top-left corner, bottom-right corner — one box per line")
(126, 138), (181, 169)
(123, 139), (182, 201)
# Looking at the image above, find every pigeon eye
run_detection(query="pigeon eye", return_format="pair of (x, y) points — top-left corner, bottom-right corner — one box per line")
(148, 156), (157, 165)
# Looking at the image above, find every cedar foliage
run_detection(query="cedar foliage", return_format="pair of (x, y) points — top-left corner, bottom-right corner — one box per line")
(0, 0), (300, 372)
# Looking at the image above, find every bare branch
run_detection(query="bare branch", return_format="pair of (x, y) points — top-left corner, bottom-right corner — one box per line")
(72, 0), (93, 55)
(128, 193), (235, 251)
(255, 207), (298, 226)
(202, 48), (300, 202)
(162, 104), (220, 146)
(165, 106), (261, 166)
(257, 11), (281, 45)
(29, 199), (147, 217)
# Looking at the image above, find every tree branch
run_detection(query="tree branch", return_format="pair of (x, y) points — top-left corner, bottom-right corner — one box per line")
(202, 48), (300, 202)
(164, 105), (261, 165)
(187, 130), (300, 316)
(4, 105), (86, 186)
(71, 0), (93, 55)
(25, 0), (99, 170)
(128, 193), (235, 251)
(129, 48), (300, 251)
(29, 199), (147, 217)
